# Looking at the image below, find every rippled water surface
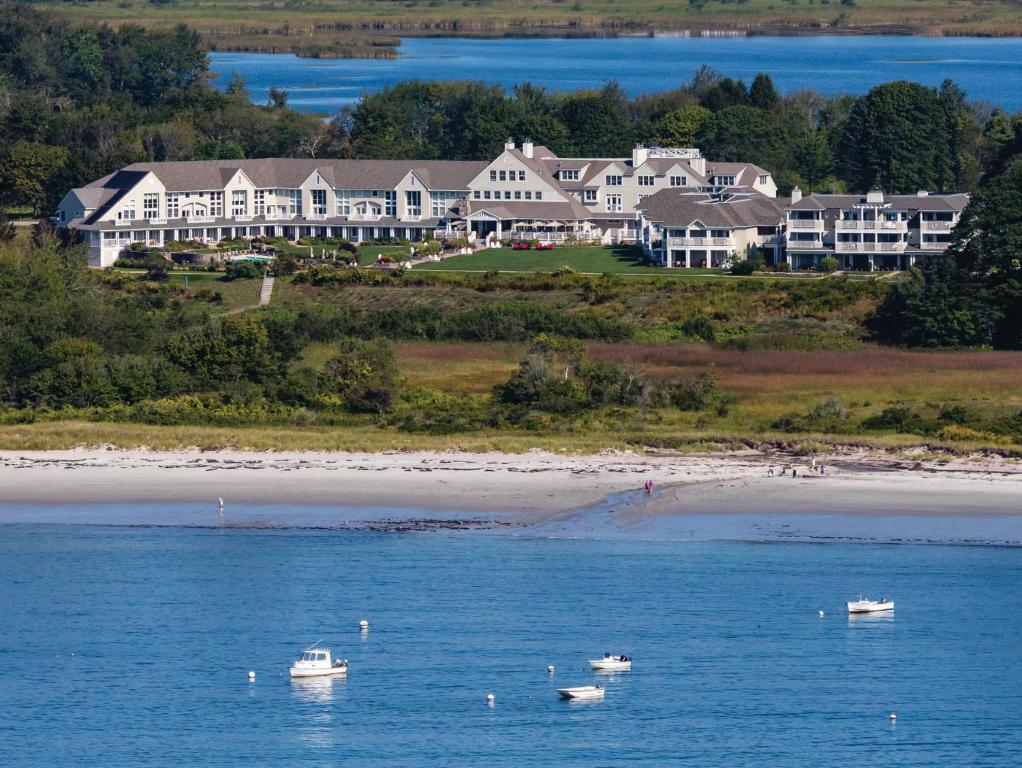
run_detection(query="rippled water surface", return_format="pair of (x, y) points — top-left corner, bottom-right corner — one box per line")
(210, 36), (1022, 112)
(2, 522), (1021, 766)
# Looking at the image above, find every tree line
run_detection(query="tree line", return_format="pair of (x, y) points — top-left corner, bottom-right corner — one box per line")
(2, 2), (1020, 219)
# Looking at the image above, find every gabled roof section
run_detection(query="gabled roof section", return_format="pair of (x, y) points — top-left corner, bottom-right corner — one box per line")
(108, 159), (487, 192)
(637, 188), (787, 228)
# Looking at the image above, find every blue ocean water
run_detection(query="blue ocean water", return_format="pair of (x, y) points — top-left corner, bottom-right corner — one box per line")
(209, 35), (1022, 113)
(1, 522), (1021, 765)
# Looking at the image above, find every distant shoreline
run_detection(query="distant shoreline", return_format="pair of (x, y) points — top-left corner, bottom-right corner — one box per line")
(2, 449), (1020, 544)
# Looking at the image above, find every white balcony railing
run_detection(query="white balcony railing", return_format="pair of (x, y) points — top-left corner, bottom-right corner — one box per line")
(306, 213), (328, 221)
(787, 240), (824, 250)
(789, 219), (823, 229)
(115, 218), (133, 227)
(921, 241), (951, 250)
(920, 220), (954, 231)
(144, 217), (168, 225)
(233, 214), (253, 222)
(668, 236), (734, 247)
(186, 216), (215, 224)
(401, 214), (422, 222)
(350, 213), (382, 222)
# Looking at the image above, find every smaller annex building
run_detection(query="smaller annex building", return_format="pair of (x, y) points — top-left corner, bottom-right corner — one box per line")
(785, 188), (969, 271)
(637, 188), (787, 268)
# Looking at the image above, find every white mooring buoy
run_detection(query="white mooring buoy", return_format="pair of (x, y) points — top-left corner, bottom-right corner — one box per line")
(248, 670), (256, 681)
(819, 610), (825, 617)
(359, 619), (369, 630)
(486, 693), (495, 705)
(547, 665), (555, 674)
(890, 713), (897, 722)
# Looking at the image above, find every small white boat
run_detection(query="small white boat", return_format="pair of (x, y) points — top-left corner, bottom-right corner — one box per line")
(289, 643), (349, 678)
(847, 595), (894, 613)
(589, 653), (632, 672)
(558, 685), (605, 700)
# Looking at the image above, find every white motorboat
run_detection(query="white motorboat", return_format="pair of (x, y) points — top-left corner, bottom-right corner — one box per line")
(846, 595), (894, 613)
(289, 643), (349, 678)
(558, 685), (605, 701)
(589, 653), (632, 672)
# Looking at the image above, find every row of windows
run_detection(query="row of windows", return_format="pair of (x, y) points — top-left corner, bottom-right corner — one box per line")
(472, 190), (544, 201)
(601, 175), (688, 188)
(489, 170), (527, 182)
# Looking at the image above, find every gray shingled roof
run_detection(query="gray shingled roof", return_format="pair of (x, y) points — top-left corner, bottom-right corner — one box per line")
(468, 200), (588, 221)
(790, 192), (969, 212)
(90, 159), (488, 193)
(637, 189), (787, 228)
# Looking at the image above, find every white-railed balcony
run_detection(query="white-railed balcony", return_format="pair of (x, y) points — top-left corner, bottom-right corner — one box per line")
(350, 213), (383, 222)
(920, 219), (955, 231)
(921, 240), (952, 251)
(667, 237), (733, 247)
(787, 239), (825, 250)
(788, 219), (824, 230)
(306, 213), (328, 221)
(836, 219), (906, 231)
(401, 213), (422, 222)
(233, 214), (254, 222)
(114, 218), (134, 227)
(186, 215), (215, 224)
(835, 241), (906, 253)
(144, 217), (168, 225)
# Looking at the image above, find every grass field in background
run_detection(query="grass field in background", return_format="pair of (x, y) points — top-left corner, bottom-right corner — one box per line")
(35, 0), (1022, 40)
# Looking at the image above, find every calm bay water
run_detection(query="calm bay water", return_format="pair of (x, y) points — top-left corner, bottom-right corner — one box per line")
(2, 519), (1021, 765)
(209, 36), (1022, 113)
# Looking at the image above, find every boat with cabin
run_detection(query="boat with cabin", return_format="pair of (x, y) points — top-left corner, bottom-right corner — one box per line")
(589, 653), (632, 672)
(846, 596), (894, 613)
(289, 643), (349, 678)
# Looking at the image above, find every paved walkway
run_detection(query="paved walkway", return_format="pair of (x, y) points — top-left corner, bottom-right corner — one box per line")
(258, 274), (275, 306)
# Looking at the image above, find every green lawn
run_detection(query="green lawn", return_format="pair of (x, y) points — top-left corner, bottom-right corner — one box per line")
(413, 245), (721, 275)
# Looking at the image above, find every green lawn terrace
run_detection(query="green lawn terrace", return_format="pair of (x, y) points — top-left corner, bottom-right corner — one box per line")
(414, 245), (723, 275)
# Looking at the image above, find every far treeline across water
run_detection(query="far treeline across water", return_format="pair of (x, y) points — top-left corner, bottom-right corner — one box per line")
(1, 5), (1022, 453)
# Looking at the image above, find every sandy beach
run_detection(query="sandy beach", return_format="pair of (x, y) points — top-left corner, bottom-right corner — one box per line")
(1, 448), (1021, 544)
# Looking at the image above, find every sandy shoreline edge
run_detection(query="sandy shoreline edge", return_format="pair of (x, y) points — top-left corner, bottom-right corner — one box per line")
(2, 449), (1021, 533)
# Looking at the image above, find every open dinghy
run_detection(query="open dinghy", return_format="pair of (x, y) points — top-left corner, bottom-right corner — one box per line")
(289, 643), (349, 678)
(846, 596), (894, 613)
(558, 685), (605, 701)
(589, 653), (631, 672)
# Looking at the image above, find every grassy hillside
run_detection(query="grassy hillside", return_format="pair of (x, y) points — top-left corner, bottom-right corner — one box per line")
(6, 242), (1022, 456)
(32, 0), (1022, 59)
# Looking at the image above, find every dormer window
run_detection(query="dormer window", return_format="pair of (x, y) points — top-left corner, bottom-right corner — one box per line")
(712, 175), (736, 187)
(638, 176), (655, 187)
(559, 169), (579, 181)
(669, 176), (686, 187)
